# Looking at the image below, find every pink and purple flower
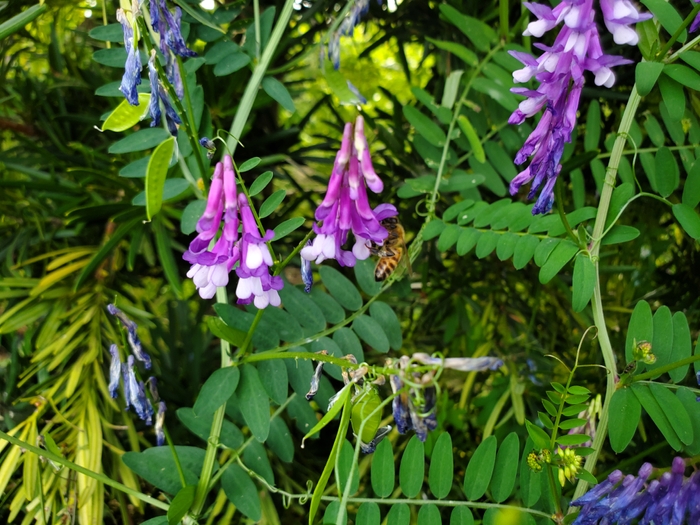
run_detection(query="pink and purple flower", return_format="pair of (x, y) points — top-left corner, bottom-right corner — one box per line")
(301, 116), (396, 267)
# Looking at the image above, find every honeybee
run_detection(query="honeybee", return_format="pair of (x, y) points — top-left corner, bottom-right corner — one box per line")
(369, 217), (411, 281)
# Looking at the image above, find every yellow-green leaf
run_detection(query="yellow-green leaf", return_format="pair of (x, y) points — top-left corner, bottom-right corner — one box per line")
(146, 137), (176, 221)
(101, 93), (151, 132)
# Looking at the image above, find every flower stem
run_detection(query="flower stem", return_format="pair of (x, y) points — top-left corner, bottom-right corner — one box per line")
(570, 85), (641, 503)
(190, 286), (231, 517)
(657, 4), (700, 60)
(224, 0), (296, 157)
(177, 55), (209, 183)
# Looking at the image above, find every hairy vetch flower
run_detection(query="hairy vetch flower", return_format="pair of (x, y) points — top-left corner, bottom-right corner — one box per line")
(509, 0), (650, 215)
(108, 304), (151, 369)
(148, 51), (181, 136)
(301, 116), (396, 267)
(326, 0), (371, 70)
(692, 1), (700, 34)
(150, 0), (197, 59)
(235, 193), (283, 308)
(301, 241), (313, 293)
(117, 8), (142, 105)
(570, 458), (700, 524)
(184, 156), (282, 308)
(185, 156), (241, 299)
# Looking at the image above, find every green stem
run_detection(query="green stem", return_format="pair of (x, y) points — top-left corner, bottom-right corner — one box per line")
(570, 86), (641, 503)
(253, 0), (261, 60)
(137, 19), (208, 190)
(191, 286), (231, 517)
(657, 4), (700, 59)
(630, 353), (700, 382)
(224, 0), (296, 156)
(164, 424), (187, 489)
(0, 430), (169, 511)
(177, 55), (209, 185)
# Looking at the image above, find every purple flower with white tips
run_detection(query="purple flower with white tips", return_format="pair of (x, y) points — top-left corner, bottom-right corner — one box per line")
(235, 193), (283, 309)
(509, 0), (649, 215)
(108, 344), (122, 399)
(185, 156), (241, 299)
(301, 116), (396, 267)
(116, 9), (142, 106)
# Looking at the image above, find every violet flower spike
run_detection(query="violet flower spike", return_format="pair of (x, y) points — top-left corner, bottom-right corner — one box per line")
(185, 155), (242, 299)
(116, 9), (142, 106)
(108, 344), (122, 399)
(509, 0), (647, 215)
(301, 117), (397, 267)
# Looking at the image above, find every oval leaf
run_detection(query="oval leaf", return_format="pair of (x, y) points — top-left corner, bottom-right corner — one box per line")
(193, 366), (240, 417)
(145, 137), (176, 220)
(352, 315), (390, 353)
(428, 432), (453, 499)
(490, 432), (519, 502)
(371, 438), (394, 498)
(237, 364), (270, 442)
(102, 93), (151, 132)
(463, 435), (497, 500)
(319, 266), (362, 310)
(608, 388), (641, 453)
(399, 436), (425, 498)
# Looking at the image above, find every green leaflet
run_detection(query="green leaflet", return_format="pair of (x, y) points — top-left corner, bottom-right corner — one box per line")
(428, 432), (453, 499)
(145, 137), (176, 221)
(490, 432), (519, 502)
(371, 439), (394, 498)
(237, 364), (270, 442)
(463, 435), (497, 500)
(399, 436), (425, 498)
(193, 366), (240, 417)
(608, 388), (641, 453)
(101, 93), (151, 132)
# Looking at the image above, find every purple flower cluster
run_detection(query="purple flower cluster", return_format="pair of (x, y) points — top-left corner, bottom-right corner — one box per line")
(116, 9), (141, 105)
(693, 2), (700, 34)
(107, 305), (165, 444)
(327, 0), (371, 70)
(509, 0), (651, 215)
(301, 116), (396, 267)
(184, 156), (282, 308)
(571, 457), (700, 524)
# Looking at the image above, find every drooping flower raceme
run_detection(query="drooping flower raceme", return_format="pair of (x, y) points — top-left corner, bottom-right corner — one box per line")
(116, 8), (142, 105)
(571, 457), (700, 524)
(509, 0), (651, 214)
(108, 304), (151, 369)
(302, 116), (396, 267)
(148, 51), (181, 136)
